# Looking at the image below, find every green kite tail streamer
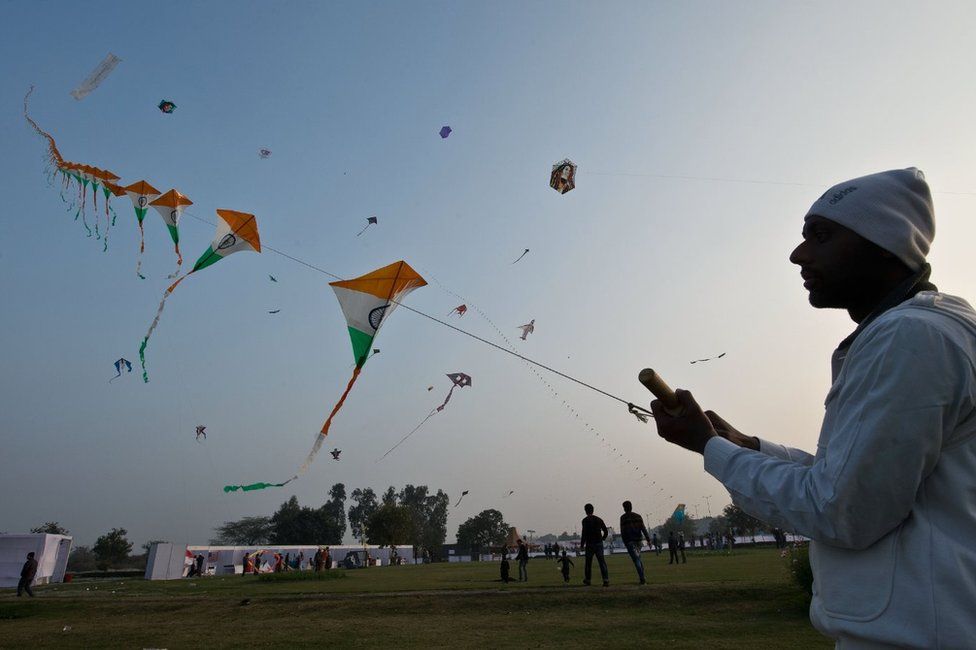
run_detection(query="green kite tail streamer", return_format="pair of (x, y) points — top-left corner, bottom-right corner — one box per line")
(110, 205), (117, 227)
(136, 222), (146, 279)
(138, 279), (182, 382)
(223, 478), (295, 493)
(80, 209), (92, 237)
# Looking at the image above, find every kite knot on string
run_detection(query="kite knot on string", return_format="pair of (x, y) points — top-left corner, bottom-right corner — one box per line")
(628, 403), (652, 423)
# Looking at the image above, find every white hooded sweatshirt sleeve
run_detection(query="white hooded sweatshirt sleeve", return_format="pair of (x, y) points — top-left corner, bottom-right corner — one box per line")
(704, 293), (976, 647)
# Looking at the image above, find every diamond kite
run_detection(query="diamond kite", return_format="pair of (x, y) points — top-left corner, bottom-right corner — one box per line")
(139, 210), (261, 382)
(109, 358), (132, 382)
(123, 180), (161, 279)
(448, 304), (467, 317)
(454, 490), (469, 508)
(378, 372), (472, 461)
(356, 216), (378, 237)
(149, 189), (193, 277)
(550, 158), (577, 194)
(196, 426), (207, 442)
(158, 100), (177, 114)
(439, 126), (452, 139)
(258, 148), (272, 159)
(229, 261), (426, 491)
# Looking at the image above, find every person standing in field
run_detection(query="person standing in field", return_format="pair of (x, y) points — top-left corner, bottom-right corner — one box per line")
(17, 552), (37, 597)
(500, 549), (513, 583)
(515, 538), (529, 582)
(619, 500), (652, 584)
(667, 531), (679, 565)
(650, 168), (976, 647)
(556, 549), (574, 583)
(580, 503), (610, 586)
(652, 532), (661, 555)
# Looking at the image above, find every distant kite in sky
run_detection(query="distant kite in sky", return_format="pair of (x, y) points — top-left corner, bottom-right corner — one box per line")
(70, 53), (121, 100)
(123, 180), (161, 279)
(196, 426), (207, 442)
(690, 352), (726, 364)
(511, 249), (530, 264)
(454, 490), (469, 508)
(356, 216), (378, 237)
(109, 358), (132, 382)
(158, 100), (176, 114)
(439, 126), (452, 139)
(378, 372), (472, 461)
(448, 304), (467, 317)
(139, 209), (261, 382)
(427, 386), (434, 391)
(258, 148), (272, 159)
(518, 320), (535, 341)
(550, 158), (577, 194)
(673, 503), (686, 523)
(268, 309), (280, 314)
(436, 373), (472, 413)
(149, 189), (193, 278)
(330, 448), (342, 461)
(502, 490), (515, 498)
(269, 275), (278, 283)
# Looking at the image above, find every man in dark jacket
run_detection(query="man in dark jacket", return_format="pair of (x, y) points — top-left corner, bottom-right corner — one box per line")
(619, 500), (652, 584)
(18, 552), (38, 597)
(515, 539), (529, 582)
(581, 503), (609, 586)
(668, 531), (679, 565)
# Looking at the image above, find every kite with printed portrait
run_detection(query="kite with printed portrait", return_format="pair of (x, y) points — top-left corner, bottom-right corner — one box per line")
(550, 158), (576, 194)
(158, 100), (177, 114)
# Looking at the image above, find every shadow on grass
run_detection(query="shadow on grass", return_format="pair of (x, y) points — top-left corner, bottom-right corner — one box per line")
(257, 570), (346, 583)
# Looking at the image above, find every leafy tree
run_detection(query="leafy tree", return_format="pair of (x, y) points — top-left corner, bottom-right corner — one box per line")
(557, 531), (575, 541)
(269, 489), (346, 545)
(723, 504), (768, 535)
(93, 528), (132, 569)
(381, 486), (397, 506)
(321, 483), (347, 543)
(707, 515), (730, 536)
(366, 503), (416, 547)
(348, 487), (379, 542)
(655, 513), (698, 540)
(67, 546), (97, 572)
(537, 533), (558, 543)
(210, 516), (273, 545)
(456, 509), (509, 553)
(31, 521), (69, 535)
(398, 485), (449, 555)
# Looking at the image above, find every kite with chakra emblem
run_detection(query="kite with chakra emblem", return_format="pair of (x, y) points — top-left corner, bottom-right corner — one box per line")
(226, 261), (426, 492)
(149, 189), (193, 277)
(139, 209), (261, 382)
(123, 180), (161, 279)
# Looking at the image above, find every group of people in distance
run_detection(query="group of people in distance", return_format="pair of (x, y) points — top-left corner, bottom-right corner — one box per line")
(499, 501), (685, 587)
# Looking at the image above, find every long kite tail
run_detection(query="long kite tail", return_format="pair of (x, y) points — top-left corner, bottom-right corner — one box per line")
(167, 244), (183, 279)
(136, 221), (146, 279)
(294, 365), (363, 476)
(138, 274), (190, 382)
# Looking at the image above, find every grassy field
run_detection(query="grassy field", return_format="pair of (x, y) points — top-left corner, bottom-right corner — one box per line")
(0, 548), (829, 648)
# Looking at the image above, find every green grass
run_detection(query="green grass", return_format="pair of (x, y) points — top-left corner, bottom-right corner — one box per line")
(0, 548), (828, 648)
(257, 569), (346, 582)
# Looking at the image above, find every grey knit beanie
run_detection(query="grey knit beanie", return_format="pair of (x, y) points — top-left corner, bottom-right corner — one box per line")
(805, 168), (934, 271)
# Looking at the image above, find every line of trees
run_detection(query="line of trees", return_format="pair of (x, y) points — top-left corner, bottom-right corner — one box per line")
(210, 483), (451, 556)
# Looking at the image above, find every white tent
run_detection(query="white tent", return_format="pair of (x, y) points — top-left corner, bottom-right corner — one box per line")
(0, 534), (72, 588)
(145, 543), (415, 580)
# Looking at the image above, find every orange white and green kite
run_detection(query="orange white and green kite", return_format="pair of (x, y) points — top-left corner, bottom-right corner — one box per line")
(149, 189), (193, 277)
(139, 209), (261, 382)
(123, 180), (161, 279)
(224, 260), (426, 493)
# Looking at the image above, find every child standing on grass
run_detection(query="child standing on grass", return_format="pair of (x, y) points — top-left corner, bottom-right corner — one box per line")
(556, 550), (574, 584)
(500, 550), (514, 583)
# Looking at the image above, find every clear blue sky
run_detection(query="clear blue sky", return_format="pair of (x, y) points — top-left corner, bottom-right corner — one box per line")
(2, 0), (975, 547)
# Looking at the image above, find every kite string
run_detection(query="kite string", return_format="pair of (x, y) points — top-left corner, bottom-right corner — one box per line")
(180, 209), (651, 416)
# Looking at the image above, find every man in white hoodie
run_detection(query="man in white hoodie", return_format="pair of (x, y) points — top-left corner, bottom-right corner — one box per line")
(651, 168), (976, 648)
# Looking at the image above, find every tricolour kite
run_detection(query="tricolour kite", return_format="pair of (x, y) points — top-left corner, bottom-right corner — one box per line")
(149, 189), (193, 278)
(123, 180), (161, 279)
(225, 261), (425, 492)
(139, 209), (261, 382)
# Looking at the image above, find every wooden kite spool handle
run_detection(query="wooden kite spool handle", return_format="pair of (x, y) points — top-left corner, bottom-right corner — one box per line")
(638, 368), (684, 416)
